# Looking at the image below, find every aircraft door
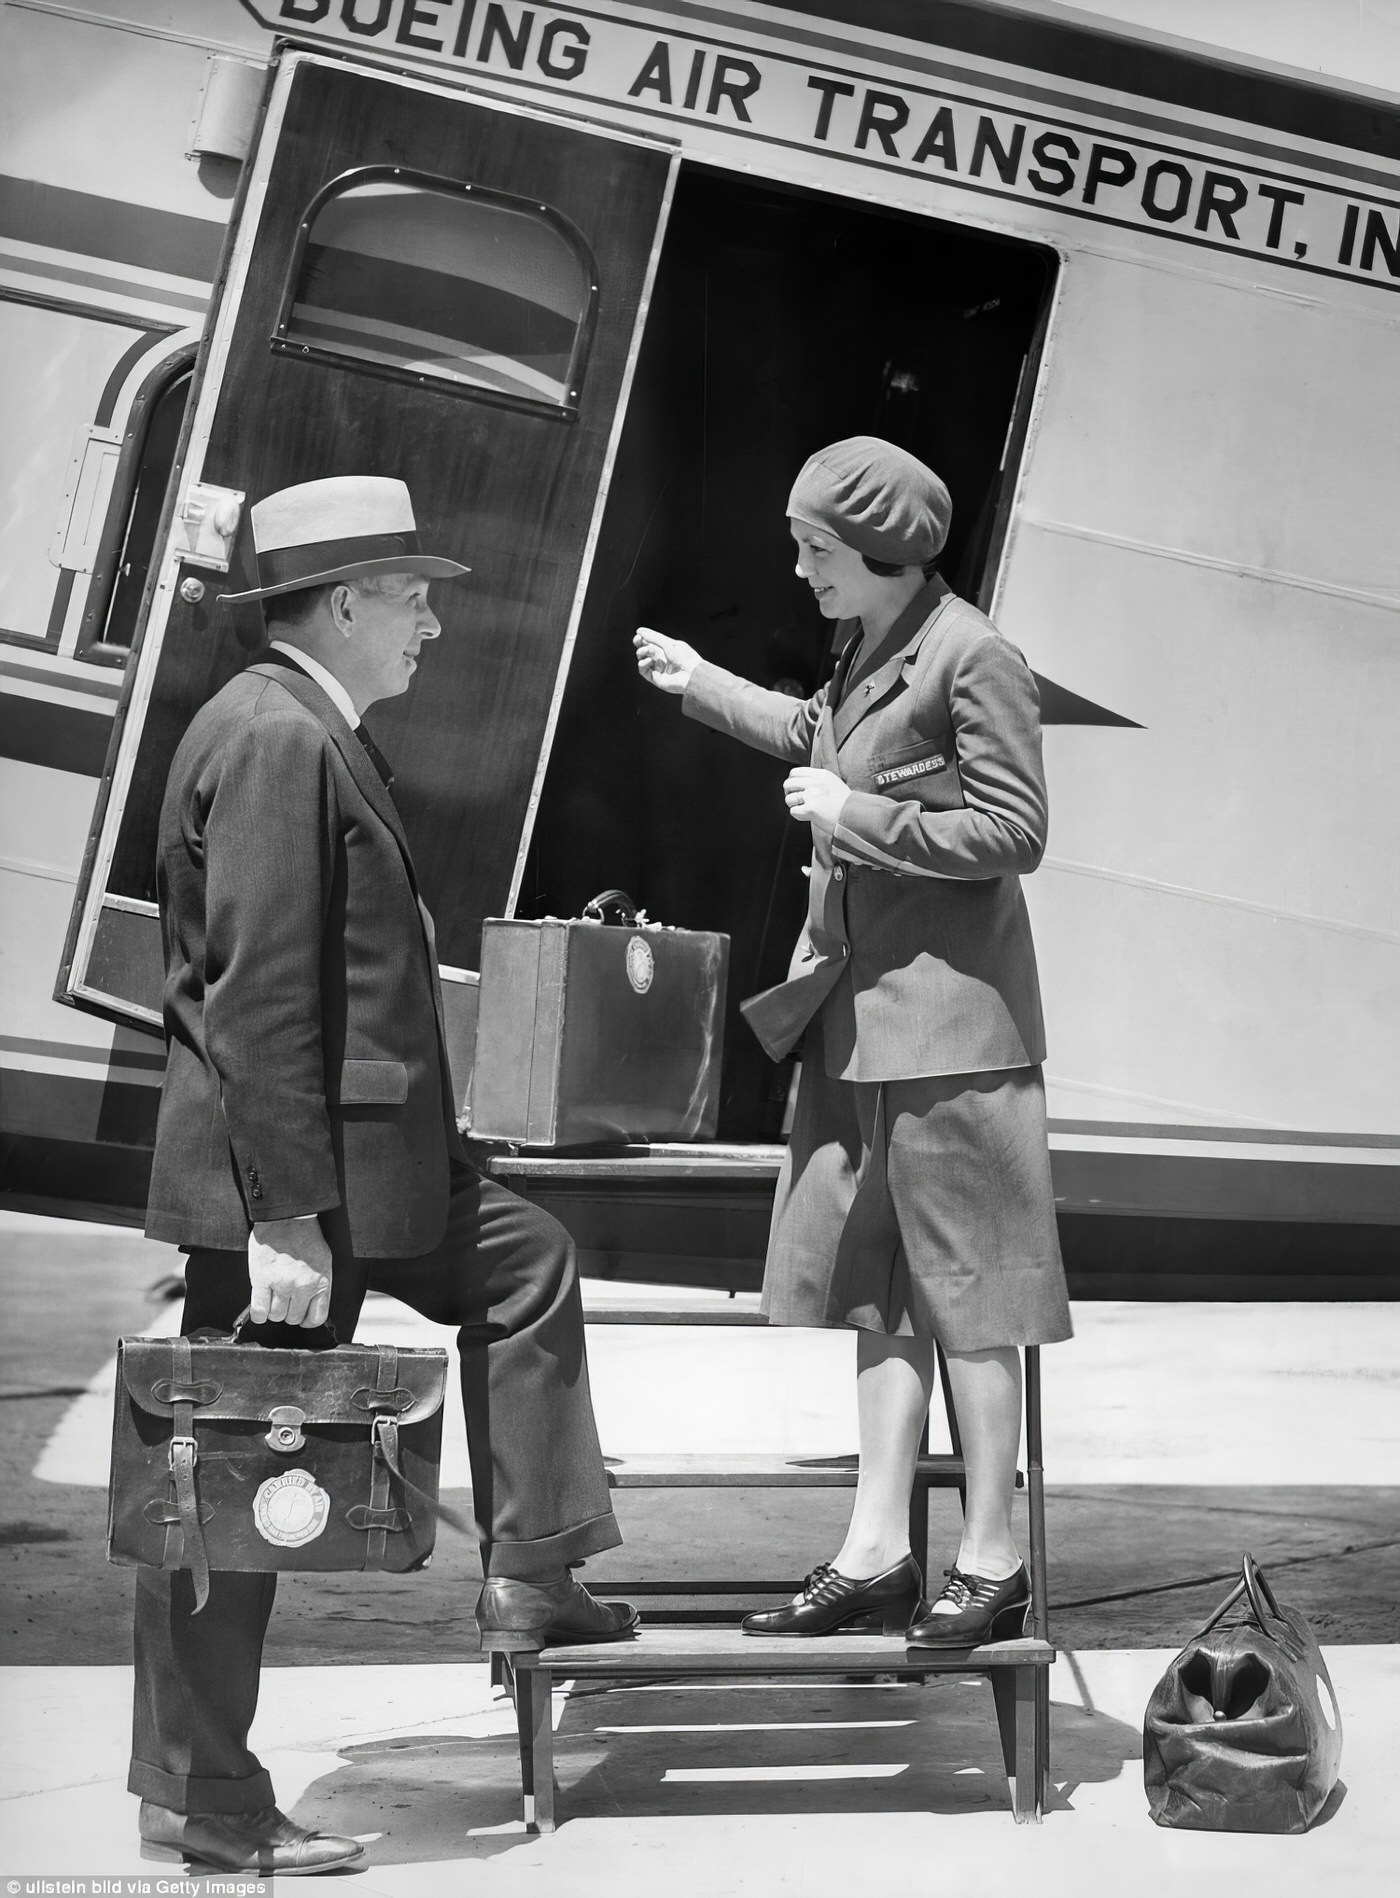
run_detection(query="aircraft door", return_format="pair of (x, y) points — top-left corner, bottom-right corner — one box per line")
(61, 49), (677, 1032)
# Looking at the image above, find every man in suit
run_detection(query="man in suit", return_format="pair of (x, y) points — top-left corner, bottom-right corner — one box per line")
(133, 476), (634, 1875)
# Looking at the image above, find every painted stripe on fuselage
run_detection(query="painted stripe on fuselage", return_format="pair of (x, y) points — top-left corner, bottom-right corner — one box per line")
(0, 179), (224, 283)
(0, 693), (112, 775)
(0, 659), (121, 699)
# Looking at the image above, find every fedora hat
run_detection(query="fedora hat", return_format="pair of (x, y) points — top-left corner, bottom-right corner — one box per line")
(218, 475), (470, 605)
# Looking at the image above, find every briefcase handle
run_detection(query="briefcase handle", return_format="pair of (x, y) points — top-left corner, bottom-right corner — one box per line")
(581, 888), (639, 925)
(190, 1306), (340, 1350)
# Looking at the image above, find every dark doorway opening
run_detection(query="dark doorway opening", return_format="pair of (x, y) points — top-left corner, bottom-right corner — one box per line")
(522, 164), (1055, 1140)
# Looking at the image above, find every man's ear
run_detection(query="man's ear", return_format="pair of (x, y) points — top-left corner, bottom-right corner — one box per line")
(329, 583), (357, 640)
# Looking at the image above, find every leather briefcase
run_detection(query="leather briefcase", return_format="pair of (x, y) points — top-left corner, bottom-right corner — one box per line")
(1143, 1552), (1343, 1832)
(108, 1317), (451, 1611)
(469, 890), (729, 1146)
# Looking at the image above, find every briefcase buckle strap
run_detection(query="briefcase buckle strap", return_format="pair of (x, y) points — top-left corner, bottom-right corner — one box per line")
(151, 1378), (222, 1406)
(346, 1504), (412, 1532)
(369, 1413), (401, 1566)
(352, 1386), (417, 1414)
(362, 1346), (402, 1565)
(144, 1496), (215, 1528)
(167, 1435), (211, 1614)
(165, 1337), (212, 1611)
(369, 1413), (474, 1539)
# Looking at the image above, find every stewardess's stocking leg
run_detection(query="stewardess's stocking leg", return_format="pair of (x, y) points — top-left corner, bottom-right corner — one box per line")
(940, 1344), (1022, 1586)
(831, 1330), (936, 1580)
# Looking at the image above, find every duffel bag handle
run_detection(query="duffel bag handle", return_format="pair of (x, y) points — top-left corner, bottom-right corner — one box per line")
(582, 888), (639, 925)
(1241, 1550), (1283, 1623)
(1190, 1551), (1283, 1642)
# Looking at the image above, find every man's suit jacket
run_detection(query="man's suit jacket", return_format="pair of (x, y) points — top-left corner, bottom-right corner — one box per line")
(145, 659), (465, 1256)
(683, 576), (1049, 1082)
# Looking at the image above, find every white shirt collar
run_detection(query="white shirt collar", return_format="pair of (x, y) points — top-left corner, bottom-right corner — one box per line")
(269, 640), (359, 730)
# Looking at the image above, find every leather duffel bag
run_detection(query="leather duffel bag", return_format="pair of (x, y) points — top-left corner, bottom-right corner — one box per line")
(1143, 1552), (1343, 1832)
(108, 1316), (451, 1611)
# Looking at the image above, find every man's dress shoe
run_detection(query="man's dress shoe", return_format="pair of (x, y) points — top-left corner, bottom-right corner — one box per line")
(476, 1573), (639, 1653)
(741, 1556), (923, 1636)
(906, 1563), (1030, 1649)
(139, 1801), (364, 1874)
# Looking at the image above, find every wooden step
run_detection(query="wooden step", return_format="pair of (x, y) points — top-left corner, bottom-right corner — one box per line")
(525, 1624), (1054, 1674)
(600, 1451), (1019, 1489)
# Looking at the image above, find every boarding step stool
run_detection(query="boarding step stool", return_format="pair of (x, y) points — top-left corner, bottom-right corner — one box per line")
(494, 1291), (1054, 1826)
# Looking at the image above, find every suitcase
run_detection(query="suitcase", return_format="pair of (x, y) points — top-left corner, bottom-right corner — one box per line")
(108, 1320), (451, 1611)
(469, 891), (729, 1146)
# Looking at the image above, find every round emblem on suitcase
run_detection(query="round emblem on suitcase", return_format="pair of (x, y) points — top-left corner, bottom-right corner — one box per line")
(626, 934), (654, 994)
(252, 1468), (330, 1548)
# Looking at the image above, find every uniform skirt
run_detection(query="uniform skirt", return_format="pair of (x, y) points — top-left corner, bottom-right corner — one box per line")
(763, 1019), (1072, 1350)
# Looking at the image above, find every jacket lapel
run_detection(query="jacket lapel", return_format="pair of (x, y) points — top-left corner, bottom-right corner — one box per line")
(832, 576), (954, 748)
(246, 660), (414, 866)
(827, 624), (862, 704)
(816, 625), (860, 758)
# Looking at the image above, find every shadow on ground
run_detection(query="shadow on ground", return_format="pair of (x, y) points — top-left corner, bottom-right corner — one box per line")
(300, 1677), (1142, 1860)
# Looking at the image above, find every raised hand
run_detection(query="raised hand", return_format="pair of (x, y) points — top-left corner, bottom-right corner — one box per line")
(634, 625), (701, 694)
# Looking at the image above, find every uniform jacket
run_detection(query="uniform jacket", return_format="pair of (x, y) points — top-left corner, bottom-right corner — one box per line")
(683, 577), (1048, 1081)
(145, 659), (466, 1256)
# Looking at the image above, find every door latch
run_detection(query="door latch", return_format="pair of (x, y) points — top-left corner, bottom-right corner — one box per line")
(175, 482), (244, 572)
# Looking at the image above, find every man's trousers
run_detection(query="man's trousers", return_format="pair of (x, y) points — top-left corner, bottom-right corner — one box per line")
(128, 1160), (620, 1814)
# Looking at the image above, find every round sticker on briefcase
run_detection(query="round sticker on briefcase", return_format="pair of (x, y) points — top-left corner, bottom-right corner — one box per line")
(252, 1469), (330, 1548)
(626, 934), (654, 994)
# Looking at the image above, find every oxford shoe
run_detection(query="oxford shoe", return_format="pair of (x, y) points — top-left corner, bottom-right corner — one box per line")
(139, 1801), (364, 1875)
(742, 1555), (923, 1637)
(476, 1572), (639, 1653)
(906, 1562), (1031, 1649)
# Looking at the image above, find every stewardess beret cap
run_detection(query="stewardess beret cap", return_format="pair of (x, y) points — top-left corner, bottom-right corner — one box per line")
(786, 436), (951, 565)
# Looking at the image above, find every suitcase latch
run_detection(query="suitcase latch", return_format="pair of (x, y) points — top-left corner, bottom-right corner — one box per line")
(265, 1406), (307, 1453)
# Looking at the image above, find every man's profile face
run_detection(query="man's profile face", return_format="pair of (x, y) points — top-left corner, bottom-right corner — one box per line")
(351, 575), (442, 702)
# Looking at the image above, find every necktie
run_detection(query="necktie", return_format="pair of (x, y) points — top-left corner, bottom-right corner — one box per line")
(356, 727), (395, 791)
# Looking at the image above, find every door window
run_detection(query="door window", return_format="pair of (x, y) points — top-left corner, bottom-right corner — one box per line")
(273, 168), (596, 417)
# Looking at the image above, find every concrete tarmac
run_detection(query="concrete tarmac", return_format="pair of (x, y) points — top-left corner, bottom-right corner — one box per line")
(1, 1212), (1397, 1890)
(1, 1652), (1394, 1894)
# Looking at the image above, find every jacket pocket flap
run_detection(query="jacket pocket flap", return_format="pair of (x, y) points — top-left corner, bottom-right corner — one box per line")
(337, 1059), (408, 1105)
